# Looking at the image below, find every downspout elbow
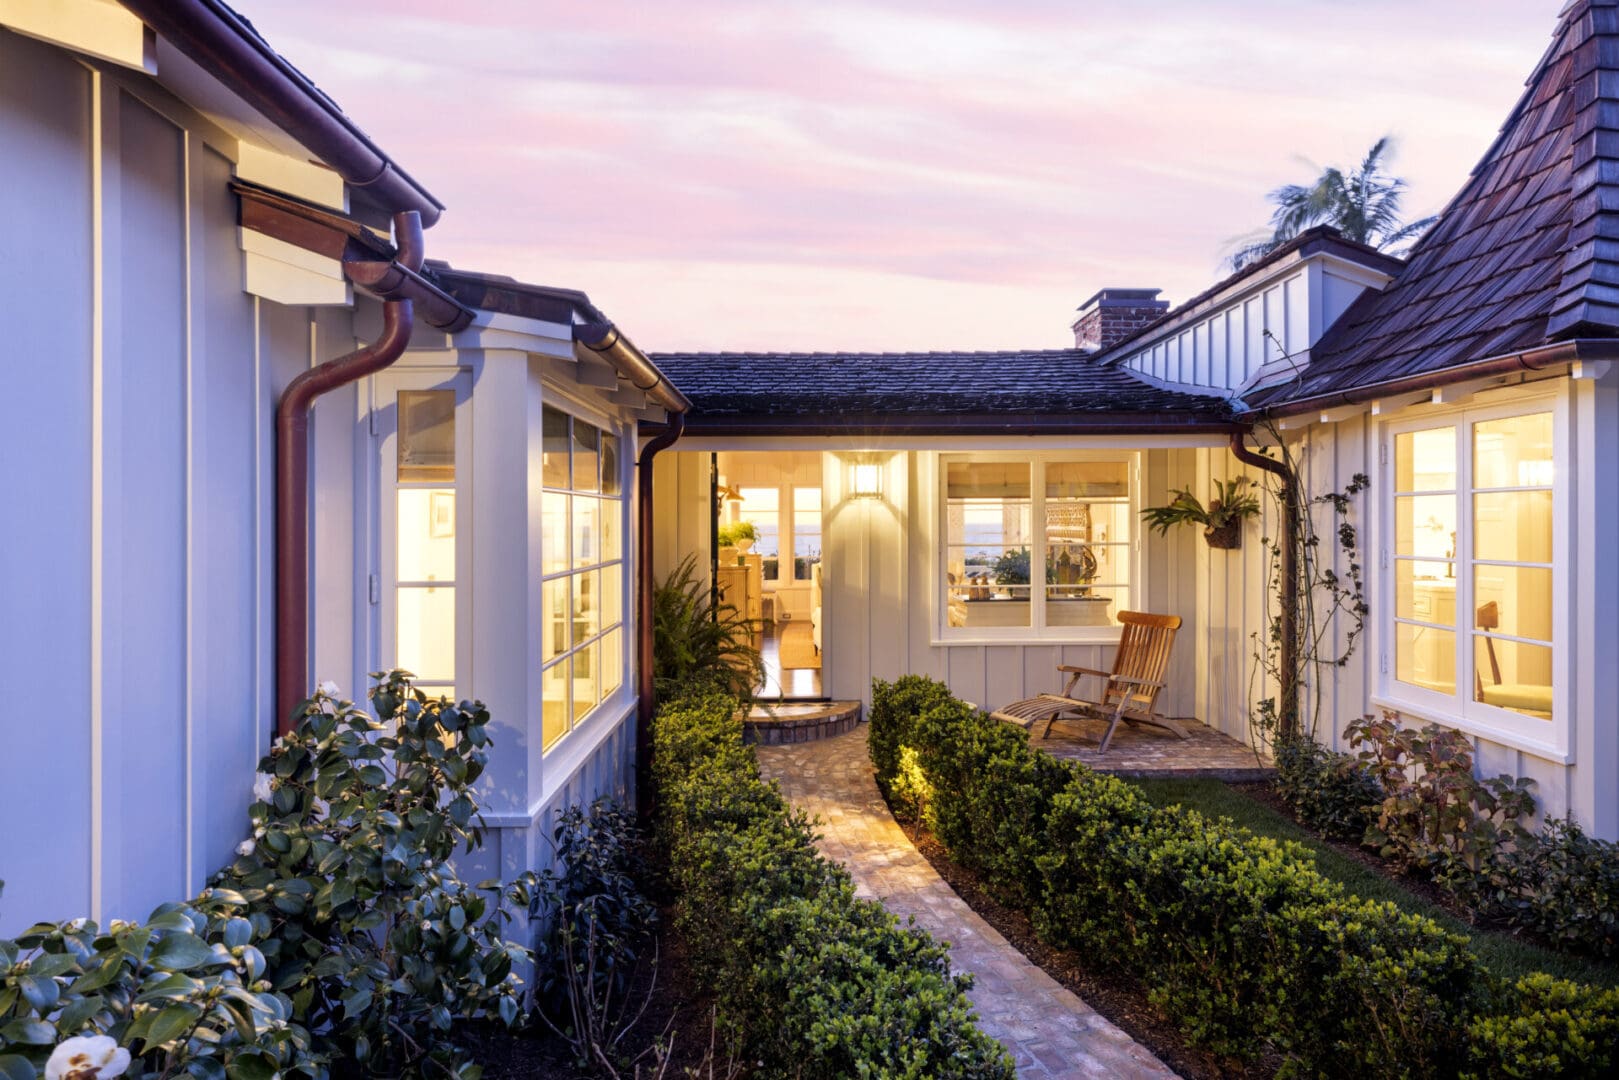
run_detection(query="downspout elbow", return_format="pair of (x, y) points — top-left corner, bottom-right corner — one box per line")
(635, 412), (687, 816)
(1229, 430), (1301, 735)
(275, 211), (422, 738)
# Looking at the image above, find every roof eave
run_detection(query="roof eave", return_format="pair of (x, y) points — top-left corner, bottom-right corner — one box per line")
(120, 0), (445, 226)
(662, 411), (1244, 438)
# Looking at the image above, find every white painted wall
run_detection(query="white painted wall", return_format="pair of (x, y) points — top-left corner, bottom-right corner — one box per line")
(655, 446), (1202, 720)
(1191, 375), (1619, 838)
(0, 28), (369, 932)
(0, 37), (644, 933)
(1115, 258), (1392, 395)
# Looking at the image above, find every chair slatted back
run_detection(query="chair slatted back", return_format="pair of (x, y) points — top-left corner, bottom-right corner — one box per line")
(1101, 611), (1182, 715)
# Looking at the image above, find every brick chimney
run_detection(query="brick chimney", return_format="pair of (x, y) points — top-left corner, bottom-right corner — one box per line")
(1072, 288), (1169, 351)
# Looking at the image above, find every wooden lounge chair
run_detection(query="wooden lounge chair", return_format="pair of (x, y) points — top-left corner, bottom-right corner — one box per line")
(990, 611), (1188, 752)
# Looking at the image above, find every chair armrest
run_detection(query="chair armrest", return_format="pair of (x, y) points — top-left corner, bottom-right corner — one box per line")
(1103, 674), (1165, 690)
(1057, 665), (1111, 677)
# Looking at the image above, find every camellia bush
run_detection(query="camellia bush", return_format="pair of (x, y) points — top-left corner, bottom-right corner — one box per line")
(0, 673), (536, 1080)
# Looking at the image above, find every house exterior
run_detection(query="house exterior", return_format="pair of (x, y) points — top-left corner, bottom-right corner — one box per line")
(652, 0), (1619, 841)
(0, 2), (680, 935)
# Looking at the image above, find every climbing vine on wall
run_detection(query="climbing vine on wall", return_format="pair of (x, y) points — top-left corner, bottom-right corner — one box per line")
(1246, 417), (1369, 750)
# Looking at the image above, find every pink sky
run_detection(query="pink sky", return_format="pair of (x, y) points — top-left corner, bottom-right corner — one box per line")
(239, 1), (1555, 352)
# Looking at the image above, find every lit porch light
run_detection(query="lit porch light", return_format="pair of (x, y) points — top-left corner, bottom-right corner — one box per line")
(849, 462), (884, 499)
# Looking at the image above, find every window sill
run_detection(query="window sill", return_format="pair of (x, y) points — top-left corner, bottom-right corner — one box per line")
(931, 626), (1125, 648)
(1368, 694), (1571, 765)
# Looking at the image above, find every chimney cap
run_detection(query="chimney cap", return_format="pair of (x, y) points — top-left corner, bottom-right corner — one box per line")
(1075, 287), (1165, 311)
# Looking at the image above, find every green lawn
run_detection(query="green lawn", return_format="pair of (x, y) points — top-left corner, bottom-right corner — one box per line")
(1131, 777), (1619, 988)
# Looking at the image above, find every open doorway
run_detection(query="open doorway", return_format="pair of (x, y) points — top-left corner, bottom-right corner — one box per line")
(714, 451), (824, 699)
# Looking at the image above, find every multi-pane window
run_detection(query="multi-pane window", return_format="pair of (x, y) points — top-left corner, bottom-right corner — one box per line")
(942, 454), (1134, 634)
(1388, 407), (1556, 726)
(395, 390), (458, 700)
(540, 405), (625, 750)
(793, 487), (822, 581)
(739, 487), (780, 581)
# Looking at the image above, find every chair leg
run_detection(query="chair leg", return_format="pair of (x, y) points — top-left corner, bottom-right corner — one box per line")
(1040, 710), (1060, 739)
(1097, 702), (1129, 753)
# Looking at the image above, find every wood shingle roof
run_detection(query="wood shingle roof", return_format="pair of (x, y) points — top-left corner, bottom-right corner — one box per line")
(1254, 0), (1619, 408)
(648, 348), (1233, 427)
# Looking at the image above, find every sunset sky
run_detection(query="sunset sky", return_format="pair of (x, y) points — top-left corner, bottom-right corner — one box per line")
(238, 1), (1556, 352)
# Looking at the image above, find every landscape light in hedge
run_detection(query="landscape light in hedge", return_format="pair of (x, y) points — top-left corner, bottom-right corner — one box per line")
(44, 1035), (130, 1079)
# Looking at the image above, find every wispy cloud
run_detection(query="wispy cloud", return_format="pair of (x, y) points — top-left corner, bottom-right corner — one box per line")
(238, 0), (1554, 350)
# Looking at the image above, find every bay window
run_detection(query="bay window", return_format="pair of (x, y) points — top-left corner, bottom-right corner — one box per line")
(941, 453), (1136, 637)
(540, 404), (626, 751)
(1385, 402), (1562, 743)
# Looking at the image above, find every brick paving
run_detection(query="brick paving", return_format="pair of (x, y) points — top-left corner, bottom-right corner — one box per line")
(756, 726), (1177, 1079)
(1031, 715), (1273, 781)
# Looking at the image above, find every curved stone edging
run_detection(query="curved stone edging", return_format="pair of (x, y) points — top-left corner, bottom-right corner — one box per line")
(756, 726), (1178, 1080)
(742, 700), (862, 745)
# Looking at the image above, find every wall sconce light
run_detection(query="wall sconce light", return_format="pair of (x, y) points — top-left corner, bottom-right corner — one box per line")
(849, 462), (884, 499)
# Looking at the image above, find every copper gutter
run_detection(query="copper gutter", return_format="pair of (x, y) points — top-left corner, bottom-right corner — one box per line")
(1254, 340), (1619, 420)
(634, 411), (687, 816)
(121, 0), (443, 225)
(275, 211), (426, 735)
(1229, 431), (1298, 734)
(575, 322), (693, 415)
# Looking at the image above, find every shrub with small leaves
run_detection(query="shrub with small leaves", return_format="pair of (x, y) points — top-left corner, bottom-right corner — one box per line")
(1464, 974), (1619, 1079)
(654, 687), (1014, 1079)
(868, 676), (955, 820)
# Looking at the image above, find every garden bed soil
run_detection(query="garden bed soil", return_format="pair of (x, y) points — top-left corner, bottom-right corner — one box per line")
(460, 905), (730, 1079)
(895, 819), (1278, 1080)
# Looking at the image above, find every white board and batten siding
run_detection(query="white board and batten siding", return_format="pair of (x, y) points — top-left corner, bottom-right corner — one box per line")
(0, 27), (373, 934)
(1114, 255), (1386, 394)
(1190, 375), (1619, 839)
(654, 446), (1204, 721)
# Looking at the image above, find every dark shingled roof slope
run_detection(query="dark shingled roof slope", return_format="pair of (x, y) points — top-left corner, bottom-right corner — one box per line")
(648, 349), (1231, 420)
(1255, 0), (1619, 408)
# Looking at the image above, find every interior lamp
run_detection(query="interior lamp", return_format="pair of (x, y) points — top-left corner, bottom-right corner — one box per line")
(849, 462), (884, 499)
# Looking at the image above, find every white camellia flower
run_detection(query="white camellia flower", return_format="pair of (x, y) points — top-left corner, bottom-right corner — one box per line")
(318, 680), (340, 698)
(236, 839), (256, 857)
(252, 773), (274, 803)
(45, 1034), (131, 1080)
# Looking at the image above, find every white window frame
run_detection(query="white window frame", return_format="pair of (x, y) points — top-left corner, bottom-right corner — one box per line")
(1372, 389), (1572, 761)
(935, 450), (1140, 644)
(733, 483), (822, 589)
(538, 393), (633, 756)
(376, 367), (475, 703)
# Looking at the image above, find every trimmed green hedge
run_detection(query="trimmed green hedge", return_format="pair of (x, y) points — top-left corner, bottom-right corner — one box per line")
(653, 687), (1014, 1079)
(871, 676), (1619, 1079)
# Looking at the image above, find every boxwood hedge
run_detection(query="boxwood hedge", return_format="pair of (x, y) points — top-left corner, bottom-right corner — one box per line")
(870, 676), (1619, 1080)
(652, 686), (1014, 1079)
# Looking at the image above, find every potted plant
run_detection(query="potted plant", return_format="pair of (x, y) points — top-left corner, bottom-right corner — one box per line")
(1141, 477), (1261, 549)
(718, 520), (758, 556)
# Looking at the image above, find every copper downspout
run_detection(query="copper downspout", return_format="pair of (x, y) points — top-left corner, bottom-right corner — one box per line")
(1229, 430), (1299, 734)
(635, 411), (687, 816)
(274, 211), (423, 734)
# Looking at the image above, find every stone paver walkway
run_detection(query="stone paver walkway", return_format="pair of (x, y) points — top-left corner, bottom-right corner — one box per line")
(756, 726), (1176, 1079)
